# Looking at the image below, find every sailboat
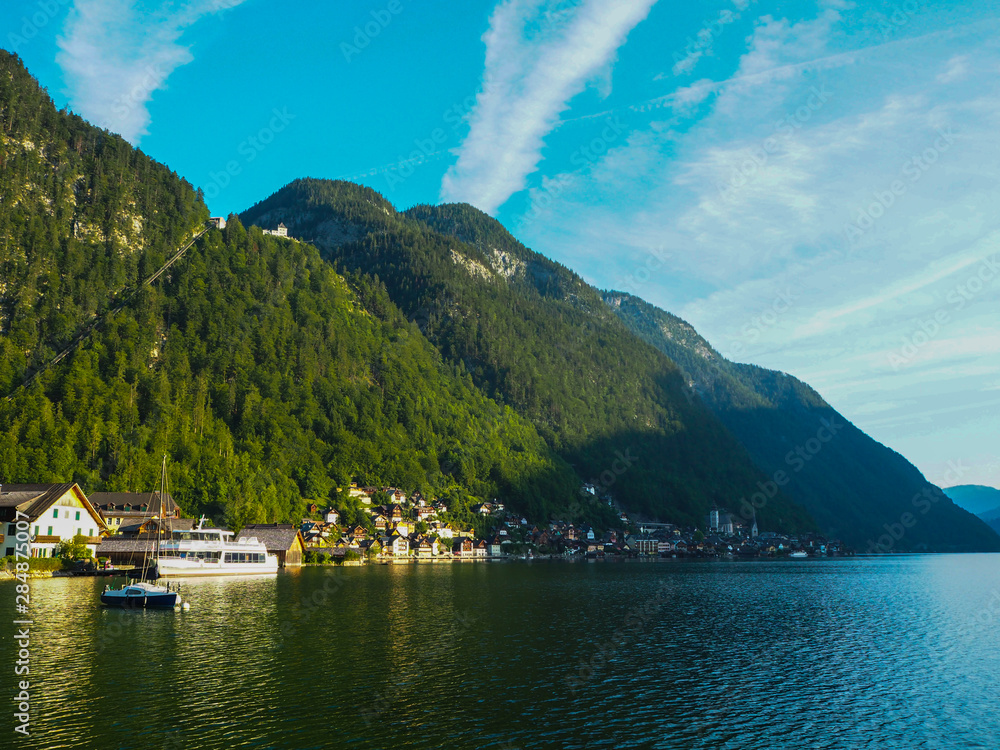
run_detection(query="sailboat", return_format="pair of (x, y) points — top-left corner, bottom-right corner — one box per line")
(100, 456), (182, 608)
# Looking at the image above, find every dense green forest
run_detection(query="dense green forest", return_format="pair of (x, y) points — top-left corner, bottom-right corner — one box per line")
(0, 52), (583, 529)
(241, 181), (816, 532)
(604, 291), (1000, 551)
(0, 52), (207, 394)
(11, 46), (984, 549)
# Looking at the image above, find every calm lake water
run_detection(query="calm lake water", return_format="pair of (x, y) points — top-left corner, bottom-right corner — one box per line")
(2, 556), (1000, 749)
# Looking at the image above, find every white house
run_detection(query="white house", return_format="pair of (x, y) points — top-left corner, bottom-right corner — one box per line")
(262, 222), (288, 237)
(0, 483), (108, 558)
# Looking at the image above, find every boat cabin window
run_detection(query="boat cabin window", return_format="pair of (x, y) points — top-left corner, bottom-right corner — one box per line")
(223, 552), (265, 564)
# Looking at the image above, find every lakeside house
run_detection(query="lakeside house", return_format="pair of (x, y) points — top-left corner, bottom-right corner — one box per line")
(237, 524), (306, 568)
(90, 491), (180, 534)
(0, 483), (107, 558)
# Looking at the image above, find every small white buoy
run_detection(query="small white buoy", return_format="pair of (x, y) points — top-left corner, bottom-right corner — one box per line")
(182, 601), (190, 611)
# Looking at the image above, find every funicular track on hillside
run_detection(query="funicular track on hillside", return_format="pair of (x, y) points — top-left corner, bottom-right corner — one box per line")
(4, 224), (212, 401)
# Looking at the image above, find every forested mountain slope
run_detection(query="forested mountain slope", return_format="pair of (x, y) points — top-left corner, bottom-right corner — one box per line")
(241, 182), (816, 532)
(0, 52), (581, 528)
(604, 291), (1000, 552)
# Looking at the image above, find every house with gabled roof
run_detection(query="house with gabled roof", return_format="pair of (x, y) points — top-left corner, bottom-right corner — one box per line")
(90, 490), (180, 534)
(384, 534), (409, 557)
(452, 537), (474, 557)
(0, 483), (108, 558)
(237, 524), (306, 567)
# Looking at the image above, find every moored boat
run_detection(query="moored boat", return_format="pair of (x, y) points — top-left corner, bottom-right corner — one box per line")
(101, 580), (180, 608)
(156, 517), (278, 577)
(99, 456), (183, 609)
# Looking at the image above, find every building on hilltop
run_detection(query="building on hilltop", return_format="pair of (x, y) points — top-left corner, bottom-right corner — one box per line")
(262, 222), (288, 237)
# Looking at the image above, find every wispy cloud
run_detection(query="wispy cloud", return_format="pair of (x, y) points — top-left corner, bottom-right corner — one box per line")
(511, 5), (1000, 481)
(440, 0), (657, 214)
(56, 0), (246, 144)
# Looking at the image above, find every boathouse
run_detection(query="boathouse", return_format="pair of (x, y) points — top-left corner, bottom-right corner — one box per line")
(237, 524), (305, 567)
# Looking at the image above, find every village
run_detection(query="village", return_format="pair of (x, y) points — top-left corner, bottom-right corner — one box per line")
(0, 480), (850, 572)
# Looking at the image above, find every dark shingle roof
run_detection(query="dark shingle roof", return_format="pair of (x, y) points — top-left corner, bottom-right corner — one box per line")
(96, 538), (156, 554)
(0, 484), (107, 531)
(237, 524), (303, 552)
(90, 491), (179, 516)
(0, 484), (76, 516)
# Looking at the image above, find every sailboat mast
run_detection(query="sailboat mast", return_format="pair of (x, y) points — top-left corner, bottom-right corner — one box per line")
(156, 455), (166, 575)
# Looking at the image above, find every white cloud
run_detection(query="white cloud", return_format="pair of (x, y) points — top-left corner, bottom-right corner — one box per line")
(937, 54), (969, 83)
(56, 0), (246, 144)
(440, 0), (657, 214)
(512, 7), (1000, 479)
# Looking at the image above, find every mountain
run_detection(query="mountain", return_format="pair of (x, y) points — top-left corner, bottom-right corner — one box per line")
(241, 181), (817, 533)
(944, 485), (1000, 535)
(603, 292), (1000, 552)
(0, 51), (581, 528)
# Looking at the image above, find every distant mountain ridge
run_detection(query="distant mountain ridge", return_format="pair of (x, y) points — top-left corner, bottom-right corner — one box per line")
(603, 291), (1000, 552)
(944, 485), (1000, 536)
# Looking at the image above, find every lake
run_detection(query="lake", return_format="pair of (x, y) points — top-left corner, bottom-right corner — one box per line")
(2, 555), (999, 749)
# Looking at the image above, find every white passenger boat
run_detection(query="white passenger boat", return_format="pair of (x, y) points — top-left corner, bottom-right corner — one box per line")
(156, 517), (278, 577)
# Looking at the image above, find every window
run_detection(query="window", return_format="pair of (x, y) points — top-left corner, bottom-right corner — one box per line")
(75, 511), (80, 521)
(34, 526), (39, 536)
(7, 524), (14, 535)
(53, 510), (59, 518)
(47, 527), (53, 535)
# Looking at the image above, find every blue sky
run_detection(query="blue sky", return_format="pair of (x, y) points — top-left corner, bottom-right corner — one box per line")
(3, 0), (999, 490)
